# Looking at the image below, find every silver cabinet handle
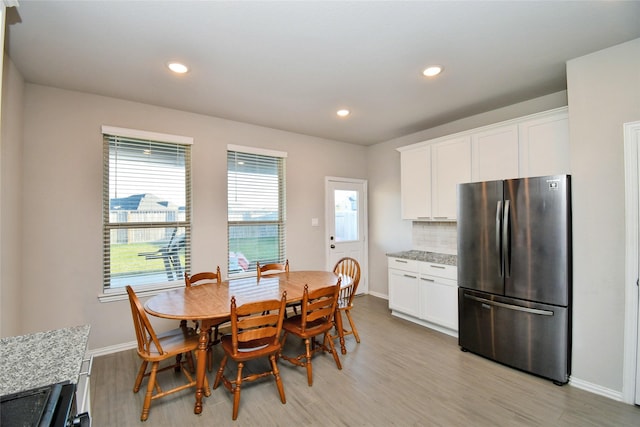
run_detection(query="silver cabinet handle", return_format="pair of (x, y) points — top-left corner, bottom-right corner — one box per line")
(403, 274), (417, 279)
(395, 259), (408, 263)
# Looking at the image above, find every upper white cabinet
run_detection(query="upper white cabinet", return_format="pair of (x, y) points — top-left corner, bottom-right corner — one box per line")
(431, 136), (471, 220)
(398, 107), (569, 221)
(400, 147), (431, 219)
(518, 109), (570, 177)
(471, 124), (519, 181)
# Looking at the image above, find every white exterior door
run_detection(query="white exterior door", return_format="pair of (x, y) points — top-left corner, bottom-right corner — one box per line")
(325, 177), (367, 294)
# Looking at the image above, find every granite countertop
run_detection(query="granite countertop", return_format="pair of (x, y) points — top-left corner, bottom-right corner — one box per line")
(387, 250), (457, 266)
(0, 324), (91, 396)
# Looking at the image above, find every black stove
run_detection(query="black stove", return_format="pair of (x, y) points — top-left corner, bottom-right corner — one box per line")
(0, 381), (88, 427)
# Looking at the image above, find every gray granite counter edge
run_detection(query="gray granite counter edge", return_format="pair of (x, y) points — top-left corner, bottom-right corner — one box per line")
(387, 250), (457, 266)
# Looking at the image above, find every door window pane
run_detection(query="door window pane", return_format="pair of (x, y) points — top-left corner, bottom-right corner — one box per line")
(334, 189), (358, 242)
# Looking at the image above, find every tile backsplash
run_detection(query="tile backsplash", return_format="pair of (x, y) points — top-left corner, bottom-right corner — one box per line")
(412, 221), (457, 255)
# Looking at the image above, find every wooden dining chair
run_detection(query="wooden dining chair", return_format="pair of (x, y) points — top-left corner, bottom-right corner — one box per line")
(213, 292), (288, 420)
(257, 259), (297, 315)
(329, 257), (362, 354)
(126, 285), (210, 421)
(256, 259), (289, 279)
(279, 281), (342, 386)
(183, 266), (227, 372)
(181, 267), (223, 330)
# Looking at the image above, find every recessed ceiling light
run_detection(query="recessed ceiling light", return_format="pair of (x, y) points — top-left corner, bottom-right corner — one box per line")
(422, 66), (443, 77)
(167, 62), (189, 74)
(337, 109), (350, 117)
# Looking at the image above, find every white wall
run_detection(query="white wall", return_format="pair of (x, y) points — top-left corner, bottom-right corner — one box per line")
(12, 82), (366, 350)
(0, 55), (23, 337)
(366, 91), (568, 298)
(567, 38), (640, 393)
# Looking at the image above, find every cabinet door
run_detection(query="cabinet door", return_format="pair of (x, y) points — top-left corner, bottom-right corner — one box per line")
(471, 124), (519, 182)
(420, 276), (458, 331)
(388, 268), (420, 317)
(431, 136), (471, 220)
(400, 147), (431, 220)
(519, 110), (570, 177)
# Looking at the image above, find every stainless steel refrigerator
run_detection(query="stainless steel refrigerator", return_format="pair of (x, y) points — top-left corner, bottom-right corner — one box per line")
(457, 174), (571, 384)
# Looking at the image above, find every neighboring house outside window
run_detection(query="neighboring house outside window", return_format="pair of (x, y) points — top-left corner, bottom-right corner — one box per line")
(101, 126), (192, 299)
(227, 145), (286, 275)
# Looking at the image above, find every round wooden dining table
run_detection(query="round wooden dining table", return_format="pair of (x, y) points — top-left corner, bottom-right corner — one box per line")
(144, 270), (348, 415)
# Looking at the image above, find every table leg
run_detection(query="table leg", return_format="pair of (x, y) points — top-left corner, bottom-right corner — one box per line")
(194, 320), (211, 414)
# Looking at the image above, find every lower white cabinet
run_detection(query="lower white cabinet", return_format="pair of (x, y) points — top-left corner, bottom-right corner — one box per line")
(419, 262), (458, 332)
(388, 257), (458, 336)
(388, 258), (420, 317)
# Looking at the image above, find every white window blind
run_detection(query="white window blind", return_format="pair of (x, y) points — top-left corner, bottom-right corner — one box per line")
(227, 148), (286, 275)
(103, 127), (192, 291)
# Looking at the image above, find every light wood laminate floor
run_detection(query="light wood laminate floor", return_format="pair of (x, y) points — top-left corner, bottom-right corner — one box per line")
(91, 295), (640, 426)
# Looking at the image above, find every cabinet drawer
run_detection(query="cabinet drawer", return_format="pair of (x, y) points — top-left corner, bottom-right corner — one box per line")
(388, 257), (418, 272)
(419, 262), (457, 280)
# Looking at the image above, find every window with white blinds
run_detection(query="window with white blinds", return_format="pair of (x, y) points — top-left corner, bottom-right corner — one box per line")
(227, 146), (286, 275)
(102, 126), (192, 292)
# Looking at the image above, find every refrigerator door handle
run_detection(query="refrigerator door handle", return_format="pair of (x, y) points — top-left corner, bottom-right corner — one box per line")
(496, 200), (503, 278)
(464, 294), (554, 316)
(503, 199), (511, 278)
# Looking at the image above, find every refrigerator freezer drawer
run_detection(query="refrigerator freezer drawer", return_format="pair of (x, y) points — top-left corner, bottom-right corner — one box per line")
(458, 289), (570, 384)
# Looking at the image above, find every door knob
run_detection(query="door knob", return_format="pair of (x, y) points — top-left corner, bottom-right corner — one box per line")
(330, 244), (335, 249)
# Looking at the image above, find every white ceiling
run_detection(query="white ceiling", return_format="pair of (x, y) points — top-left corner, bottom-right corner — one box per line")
(6, 1), (640, 146)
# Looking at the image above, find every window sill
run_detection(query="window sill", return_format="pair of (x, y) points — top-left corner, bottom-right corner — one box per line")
(98, 282), (184, 303)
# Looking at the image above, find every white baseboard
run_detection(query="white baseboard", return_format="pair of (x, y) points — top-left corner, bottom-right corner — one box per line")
(367, 290), (388, 300)
(569, 376), (624, 402)
(87, 340), (137, 358)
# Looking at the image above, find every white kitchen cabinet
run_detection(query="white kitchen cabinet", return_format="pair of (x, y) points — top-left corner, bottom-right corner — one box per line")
(400, 147), (431, 220)
(419, 262), (458, 332)
(471, 124), (519, 182)
(431, 136), (471, 220)
(397, 107), (569, 222)
(388, 257), (458, 337)
(519, 109), (570, 177)
(388, 257), (420, 317)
